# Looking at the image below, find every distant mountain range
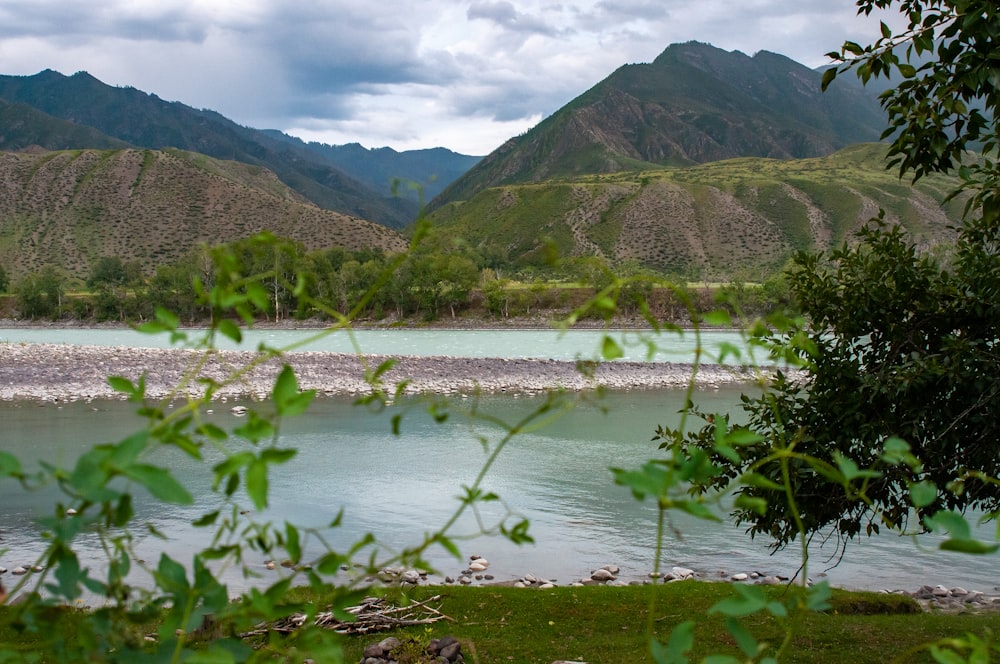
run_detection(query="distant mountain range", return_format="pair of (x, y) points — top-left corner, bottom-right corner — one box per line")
(0, 69), (480, 228)
(432, 42), (887, 209)
(0, 42), (963, 284)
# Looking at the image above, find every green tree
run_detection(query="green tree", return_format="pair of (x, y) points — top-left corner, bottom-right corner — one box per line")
(0, 263), (8, 293)
(88, 256), (146, 322)
(15, 266), (64, 319)
(692, 0), (1000, 549)
(87, 256), (128, 289)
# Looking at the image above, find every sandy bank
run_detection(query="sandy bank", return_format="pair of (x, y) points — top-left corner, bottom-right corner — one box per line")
(0, 343), (759, 402)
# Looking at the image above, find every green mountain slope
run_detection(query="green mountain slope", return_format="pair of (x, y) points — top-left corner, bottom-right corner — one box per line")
(0, 70), (421, 227)
(0, 149), (407, 281)
(0, 98), (132, 151)
(426, 144), (962, 280)
(432, 42), (887, 209)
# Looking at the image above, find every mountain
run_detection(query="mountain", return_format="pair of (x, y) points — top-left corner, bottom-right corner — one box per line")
(0, 148), (407, 281)
(0, 70), (473, 228)
(426, 144), (962, 280)
(431, 42), (887, 209)
(0, 98), (132, 151)
(259, 133), (481, 202)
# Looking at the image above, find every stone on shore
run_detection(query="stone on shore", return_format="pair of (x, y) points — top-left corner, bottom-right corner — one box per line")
(0, 342), (762, 402)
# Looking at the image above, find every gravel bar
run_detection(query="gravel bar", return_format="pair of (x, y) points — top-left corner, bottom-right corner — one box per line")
(0, 343), (758, 402)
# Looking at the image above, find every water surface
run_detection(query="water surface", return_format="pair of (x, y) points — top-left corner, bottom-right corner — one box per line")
(2, 389), (995, 595)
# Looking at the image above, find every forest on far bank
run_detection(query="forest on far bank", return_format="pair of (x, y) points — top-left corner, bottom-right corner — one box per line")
(0, 233), (797, 326)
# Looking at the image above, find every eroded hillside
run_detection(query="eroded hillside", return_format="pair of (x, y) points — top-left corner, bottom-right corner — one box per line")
(0, 149), (407, 280)
(427, 145), (963, 279)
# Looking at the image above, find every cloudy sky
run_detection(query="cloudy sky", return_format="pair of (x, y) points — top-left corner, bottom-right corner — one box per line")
(0, 1), (901, 155)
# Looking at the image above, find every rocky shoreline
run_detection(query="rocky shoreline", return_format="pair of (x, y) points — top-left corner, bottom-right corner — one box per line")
(340, 556), (1000, 615)
(0, 342), (757, 402)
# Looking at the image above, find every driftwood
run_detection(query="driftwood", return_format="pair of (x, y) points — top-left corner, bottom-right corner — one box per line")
(238, 595), (451, 638)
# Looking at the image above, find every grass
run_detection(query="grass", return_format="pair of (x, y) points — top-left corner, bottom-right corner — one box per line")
(0, 582), (995, 662)
(311, 583), (993, 663)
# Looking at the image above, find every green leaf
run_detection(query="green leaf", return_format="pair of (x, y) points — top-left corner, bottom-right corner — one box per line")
(612, 462), (669, 500)
(734, 495), (768, 516)
(709, 585), (769, 617)
(939, 539), (1000, 555)
(741, 472), (783, 491)
(217, 319), (243, 344)
(285, 522), (301, 562)
(723, 428), (763, 446)
(110, 431), (150, 467)
(272, 364), (299, 408)
(246, 458), (269, 510)
(213, 451), (255, 483)
(922, 511), (1000, 553)
(107, 376), (136, 396)
(715, 341), (742, 363)
(50, 551), (82, 600)
(673, 499), (721, 522)
(909, 480), (938, 508)
(593, 295), (617, 314)
(702, 310), (731, 327)
(725, 617), (759, 658)
(832, 451), (881, 481)
(821, 67), (838, 91)
(651, 623), (694, 664)
(924, 510), (971, 539)
(806, 581), (832, 612)
(601, 335), (624, 361)
(125, 464), (194, 505)
(0, 451), (22, 476)
(435, 534), (462, 560)
(156, 553), (189, 590)
(234, 411), (276, 443)
(155, 306), (180, 330)
(193, 511), (220, 527)
(197, 423), (229, 442)
(272, 365), (315, 417)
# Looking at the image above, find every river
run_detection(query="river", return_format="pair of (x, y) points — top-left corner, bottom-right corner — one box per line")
(0, 328), (995, 595)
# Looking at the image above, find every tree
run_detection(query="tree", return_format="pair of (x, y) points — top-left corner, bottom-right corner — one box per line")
(822, 0), (1000, 220)
(0, 263), (8, 294)
(688, 0), (1000, 549)
(15, 266), (64, 319)
(87, 256), (128, 290)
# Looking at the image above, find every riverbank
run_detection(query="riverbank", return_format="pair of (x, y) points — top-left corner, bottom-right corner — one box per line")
(0, 342), (758, 401)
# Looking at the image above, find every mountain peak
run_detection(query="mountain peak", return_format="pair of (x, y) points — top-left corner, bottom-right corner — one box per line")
(432, 41), (886, 209)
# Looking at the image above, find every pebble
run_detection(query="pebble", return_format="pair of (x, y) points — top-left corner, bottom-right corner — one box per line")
(0, 343), (761, 402)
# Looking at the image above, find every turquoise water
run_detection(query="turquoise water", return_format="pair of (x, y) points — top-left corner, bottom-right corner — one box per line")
(2, 391), (996, 594)
(0, 326), (771, 365)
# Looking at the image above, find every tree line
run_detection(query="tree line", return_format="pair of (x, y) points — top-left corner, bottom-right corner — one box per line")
(1, 234), (796, 324)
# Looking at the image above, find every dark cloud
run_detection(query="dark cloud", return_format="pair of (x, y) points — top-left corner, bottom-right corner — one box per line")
(0, 1), (209, 43)
(467, 1), (563, 36)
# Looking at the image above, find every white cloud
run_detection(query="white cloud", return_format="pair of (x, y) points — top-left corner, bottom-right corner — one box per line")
(0, 0), (904, 154)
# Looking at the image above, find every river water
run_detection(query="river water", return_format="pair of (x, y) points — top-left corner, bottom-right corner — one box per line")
(0, 326), (768, 364)
(0, 328), (996, 595)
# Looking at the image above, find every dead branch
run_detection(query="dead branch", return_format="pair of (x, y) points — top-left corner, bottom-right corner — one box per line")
(238, 595), (452, 638)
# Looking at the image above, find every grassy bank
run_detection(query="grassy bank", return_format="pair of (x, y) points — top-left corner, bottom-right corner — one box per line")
(1, 582), (995, 662)
(325, 584), (992, 663)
